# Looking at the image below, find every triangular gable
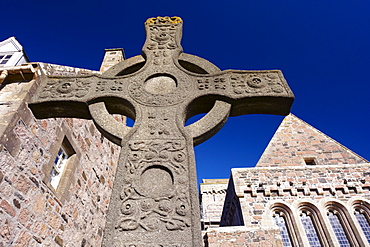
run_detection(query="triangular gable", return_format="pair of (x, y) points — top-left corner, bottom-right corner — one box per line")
(256, 113), (368, 167)
(0, 37), (22, 53)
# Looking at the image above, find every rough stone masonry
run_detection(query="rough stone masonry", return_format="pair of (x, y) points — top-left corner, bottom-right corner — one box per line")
(28, 16), (294, 247)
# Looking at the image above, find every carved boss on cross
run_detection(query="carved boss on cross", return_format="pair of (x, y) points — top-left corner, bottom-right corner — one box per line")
(29, 16), (294, 246)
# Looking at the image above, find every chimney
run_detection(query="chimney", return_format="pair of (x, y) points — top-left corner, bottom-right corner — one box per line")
(99, 48), (125, 73)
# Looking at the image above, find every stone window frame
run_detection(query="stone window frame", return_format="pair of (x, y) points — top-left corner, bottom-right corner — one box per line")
(298, 203), (332, 247)
(271, 203), (301, 247)
(42, 122), (81, 203)
(49, 143), (72, 189)
(325, 201), (365, 246)
(352, 200), (370, 244)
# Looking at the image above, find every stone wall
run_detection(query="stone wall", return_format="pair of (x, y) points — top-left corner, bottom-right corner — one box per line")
(220, 163), (370, 246)
(256, 114), (368, 167)
(200, 179), (228, 229)
(0, 63), (121, 246)
(203, 226), (283, 247)
(207, 113), (370, 246)
(225, 164), (370, 225)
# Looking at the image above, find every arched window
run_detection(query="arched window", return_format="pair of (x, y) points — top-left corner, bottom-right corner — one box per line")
(301, 210), (321, 246)
(326, 202), (362, 246)
(353, 202), (370, 243)
(273, 211), (293, 247)
(272, 204), (300, 247)
(300, 211), (321, 246)
(327, 210), (351, 246)
(298, 204), (332, 247)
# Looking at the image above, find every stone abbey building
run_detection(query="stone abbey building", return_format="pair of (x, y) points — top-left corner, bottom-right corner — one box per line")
(201, 114), (370, 246)
(1, 35), (369, 246)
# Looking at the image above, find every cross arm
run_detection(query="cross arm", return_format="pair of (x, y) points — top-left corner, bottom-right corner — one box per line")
(28, 75), (133, 119)
(190, 69), (294, 117)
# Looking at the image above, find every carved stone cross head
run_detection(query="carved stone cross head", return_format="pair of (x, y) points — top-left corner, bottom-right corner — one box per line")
(29, 16), (294, 246)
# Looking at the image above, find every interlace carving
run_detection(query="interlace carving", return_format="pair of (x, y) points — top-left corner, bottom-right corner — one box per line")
(117, 140), (190, 232)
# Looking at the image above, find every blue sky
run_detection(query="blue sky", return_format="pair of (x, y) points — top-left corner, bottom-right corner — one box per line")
(2, 0), (369, 184)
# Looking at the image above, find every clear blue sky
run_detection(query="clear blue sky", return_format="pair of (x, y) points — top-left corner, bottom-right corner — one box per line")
(3, 0), (369, 184)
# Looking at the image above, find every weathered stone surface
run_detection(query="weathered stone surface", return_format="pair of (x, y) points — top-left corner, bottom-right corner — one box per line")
(256, 114), (368, 167)
(0, 200), (16, 217)
(200, 179), (228, 229)
(0, 63), (121, 245)
(203, 226), (282, 246)
(28, 17), (294, 246)
(14, 231), (32, 247)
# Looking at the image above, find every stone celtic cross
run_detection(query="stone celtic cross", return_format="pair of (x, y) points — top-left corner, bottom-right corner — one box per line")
(29, 17), (294, 246)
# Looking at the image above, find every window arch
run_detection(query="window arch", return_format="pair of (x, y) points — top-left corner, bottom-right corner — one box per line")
(326, 202), (363, 246)
(271, 204), (300, 247)
(299, 204), (331, 247)
(353, 201), (370, 244)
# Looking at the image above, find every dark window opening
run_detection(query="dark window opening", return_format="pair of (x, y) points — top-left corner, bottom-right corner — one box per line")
(304, 158), (317, 166)
(0, 54), (12, 65)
